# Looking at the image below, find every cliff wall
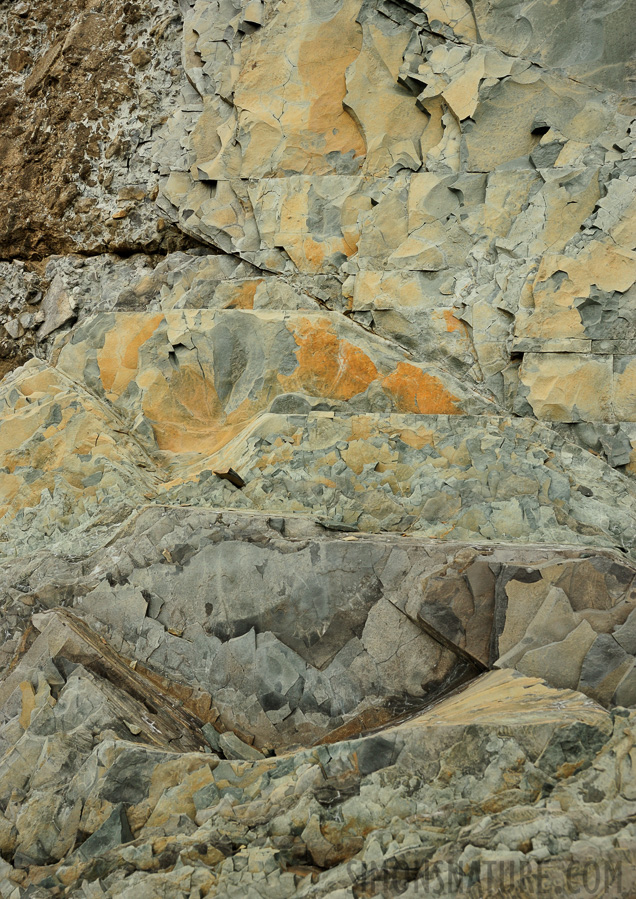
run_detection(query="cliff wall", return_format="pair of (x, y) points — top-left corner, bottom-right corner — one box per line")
(0, 1), (635, 896)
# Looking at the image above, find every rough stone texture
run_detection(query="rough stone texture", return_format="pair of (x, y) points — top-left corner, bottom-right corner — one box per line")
(2, 647), (635, 898)
(1, 0), (636, 895)
(4, 510), (636, 735)
(1, 509), (636, 894)
(6, 346), (636, 555)
(156, 0), (636, 441)
(0, 0), (198, 260)
(0, 0), (634, 471)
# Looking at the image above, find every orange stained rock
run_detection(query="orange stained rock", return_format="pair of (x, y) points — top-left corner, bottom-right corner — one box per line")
(301, 237), (327, 270)
(397, 428), (435, 449)
(224, 280), (261, 309)
(281, 318), (379, 400)
(233, 0), (365, 176)
(525, 241), (636, 339)
(341, 228), (360, 258)
(350, 416), (374, 442)
(381, 362), (462, 414)
(7, 412), (103, 475)
(303, 235), (358, 270)
(316, 475), (338, 489)
(138, 359), (285, 456)
(268, 442), (294, 462)
(97, 313), (164, 397)
(129, 759), (218, 832)
(140, 365), (229, 454)
(341, 439), (389, 475)
(0, 406), (46, 455)
(443, 309), (466, 334)
(13, 366), (64, 399)
(288, 234), (358, 272)
(144, 765), (214, 830)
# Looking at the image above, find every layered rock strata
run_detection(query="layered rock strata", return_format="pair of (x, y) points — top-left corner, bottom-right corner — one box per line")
(0, 0), (636, 895)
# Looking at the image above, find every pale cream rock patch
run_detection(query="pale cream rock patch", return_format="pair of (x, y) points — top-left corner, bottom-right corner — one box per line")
(520, 353), (614, 422)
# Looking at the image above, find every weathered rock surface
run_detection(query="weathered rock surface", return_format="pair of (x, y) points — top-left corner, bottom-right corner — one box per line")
(2, 645), (635, 897)
(4, 316), (636, 557)
(0, 0), (197, 260)
(156, 0), (636, 476)
(1, 0), (636, 895)
(1, 508), (636, 894)
(5, 509), (636, 740)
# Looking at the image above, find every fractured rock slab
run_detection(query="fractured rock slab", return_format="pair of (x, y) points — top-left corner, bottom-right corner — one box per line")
(2, 659), (633, 897)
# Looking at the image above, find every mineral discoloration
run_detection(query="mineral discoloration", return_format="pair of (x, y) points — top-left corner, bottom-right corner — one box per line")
(1, 0), (636, 895)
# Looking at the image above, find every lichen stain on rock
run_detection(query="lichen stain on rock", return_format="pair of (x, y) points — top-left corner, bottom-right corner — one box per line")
(97, 313), (164, 397)
(297, 1), (366, 161)
(1, 0), (636, 895)
(281, 317), (378, 400)
(382, 362), (462, 414)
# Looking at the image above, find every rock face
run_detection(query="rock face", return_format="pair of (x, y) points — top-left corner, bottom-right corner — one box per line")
(0, 0), (196, 260)
(1, 0), (636, 896)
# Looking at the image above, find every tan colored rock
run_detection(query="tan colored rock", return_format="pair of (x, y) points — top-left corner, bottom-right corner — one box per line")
(614, 356), (636, 421)
(344, 14), (431, 175)
(399, 668), (609, 731)
(520, 353), (614, 422)
(516, 240), (636, 342)
(53, 309), (481, 458)
(194, 0), (365, 180)
(0, 359), (157, 535)
(2, 0), (636, 896)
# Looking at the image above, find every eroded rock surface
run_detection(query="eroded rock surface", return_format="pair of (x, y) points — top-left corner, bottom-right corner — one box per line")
(2, 648), (635, 898)
(0, 0), (196, 260)
(2, 508), (636, 895)
(1, 0), (636, 895)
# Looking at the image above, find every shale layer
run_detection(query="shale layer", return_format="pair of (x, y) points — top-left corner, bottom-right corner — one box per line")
(0, 0), (635, 896)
